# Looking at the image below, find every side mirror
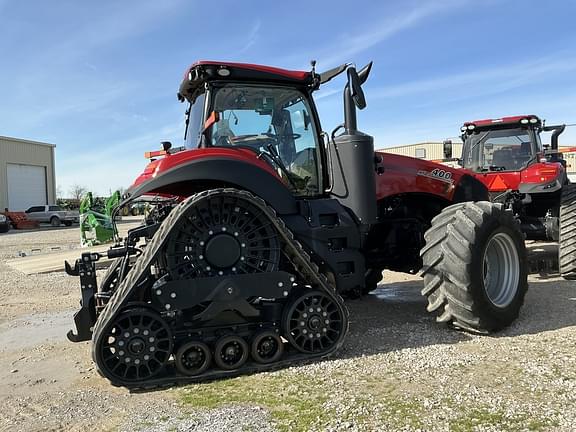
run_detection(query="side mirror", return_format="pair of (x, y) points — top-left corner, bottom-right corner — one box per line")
(443, 139), (453, 159)
(347, 68), (366, 110)
(161, 141), (172, 152)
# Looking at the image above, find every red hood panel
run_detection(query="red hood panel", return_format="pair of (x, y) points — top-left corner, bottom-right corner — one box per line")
(376, 152), (471, 201)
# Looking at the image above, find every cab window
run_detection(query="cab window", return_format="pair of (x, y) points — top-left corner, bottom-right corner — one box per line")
(209, 85), (322, 196)
(184, 92), (206, 149)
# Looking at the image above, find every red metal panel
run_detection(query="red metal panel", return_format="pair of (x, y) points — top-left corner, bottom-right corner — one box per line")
(375, 153), (467, 201)
(131, 148), (281, 189)
(185, 61), (310, 81)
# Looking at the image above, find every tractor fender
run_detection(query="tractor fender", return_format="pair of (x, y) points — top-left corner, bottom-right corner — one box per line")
(127, 157), (298, 214)
(452, 174), (490, 202)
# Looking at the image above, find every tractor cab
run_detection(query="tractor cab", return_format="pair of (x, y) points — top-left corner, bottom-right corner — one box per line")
(453, 115), (567, 195)
(184, 79), (323, 196)
(451, 114), (569, 241)
(460, 115), (543, 174)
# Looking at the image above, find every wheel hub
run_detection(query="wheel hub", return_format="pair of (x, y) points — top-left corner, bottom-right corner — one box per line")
(223, 343), (241, 360)
(184, 348), (204, 366)
(483, 232), (520, 308)
(205, 234), (241, 268)
(260, 339), (275, 355)
(128, 338), (145, 354)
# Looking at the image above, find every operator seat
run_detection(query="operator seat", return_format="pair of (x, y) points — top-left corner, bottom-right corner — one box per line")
(213, 118), (235, 146)
(492, 148), (512, 169)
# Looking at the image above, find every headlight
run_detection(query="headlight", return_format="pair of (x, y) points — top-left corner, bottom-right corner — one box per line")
(0, 214), (6, 223)
(542, 180), (559, 190)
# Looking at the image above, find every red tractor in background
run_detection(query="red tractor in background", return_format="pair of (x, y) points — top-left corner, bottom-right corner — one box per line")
(444, 115), (576, 279)
(66, 60), (528, 388)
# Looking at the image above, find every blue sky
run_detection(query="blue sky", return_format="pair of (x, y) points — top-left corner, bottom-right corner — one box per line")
(1, 0), (576, 196)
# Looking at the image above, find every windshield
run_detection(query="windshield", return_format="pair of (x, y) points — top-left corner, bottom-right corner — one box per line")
(184, 92), (206, 149)
(463, 128), (536, 172)
(207, 84), (322, 196)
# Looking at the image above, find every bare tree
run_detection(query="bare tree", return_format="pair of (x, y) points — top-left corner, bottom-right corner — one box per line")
(69, 184), (88, 201)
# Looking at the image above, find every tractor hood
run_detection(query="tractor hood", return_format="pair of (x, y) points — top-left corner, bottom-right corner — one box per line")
(375, 152), (488, 202)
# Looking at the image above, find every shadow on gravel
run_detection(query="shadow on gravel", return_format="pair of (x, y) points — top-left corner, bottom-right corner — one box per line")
(497, 278), (576, 338)
(341, 280), (472, 359)
(340, 269), (576, 360)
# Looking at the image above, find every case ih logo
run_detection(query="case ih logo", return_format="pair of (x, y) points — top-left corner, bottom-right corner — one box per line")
(417, 168), (454, 184)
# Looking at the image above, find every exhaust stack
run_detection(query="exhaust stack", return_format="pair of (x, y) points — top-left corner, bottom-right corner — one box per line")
(329, 63), (377, 225)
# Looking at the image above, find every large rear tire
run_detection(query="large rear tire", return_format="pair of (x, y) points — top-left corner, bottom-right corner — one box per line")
(559, 184), (576, 280)
(421, 202), (528, 333)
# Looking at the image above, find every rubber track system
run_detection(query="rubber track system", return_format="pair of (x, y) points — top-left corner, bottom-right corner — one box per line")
(559, 183), (576, 279)
(420, 202), (528, 333)
(91, 188), (349, 390)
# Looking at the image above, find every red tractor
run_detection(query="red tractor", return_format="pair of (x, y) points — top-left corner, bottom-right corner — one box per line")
(66, 61), (528, 388)
(444, 115), (576, 278)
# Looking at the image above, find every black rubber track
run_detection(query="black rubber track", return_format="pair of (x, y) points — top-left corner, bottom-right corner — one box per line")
(420, 202), (528, 333)
(91, 188), (349, 389)
(99, 257), (122, 293)
(559, 184), (576, 280)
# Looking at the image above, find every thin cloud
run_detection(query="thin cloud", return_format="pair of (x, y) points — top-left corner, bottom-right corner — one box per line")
(43, 0), (186, 61)
(239, 20), (261, 54)
(315, 0), (471, 68)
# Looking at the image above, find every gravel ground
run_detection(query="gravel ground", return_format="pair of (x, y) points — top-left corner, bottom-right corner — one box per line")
(1, 226), (575, 431)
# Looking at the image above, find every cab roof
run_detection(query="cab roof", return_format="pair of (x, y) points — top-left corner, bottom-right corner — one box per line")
(178, 60), (315, 102)
(462, 115), (541, 131)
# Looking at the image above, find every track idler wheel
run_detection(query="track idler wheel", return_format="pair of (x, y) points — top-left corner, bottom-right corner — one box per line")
(175, 341), (212, 376)
(251, 330), (284, 364)
(214, 335), (249, 370)
(284, 290), (346, 354)
(94, 308), (172, 383)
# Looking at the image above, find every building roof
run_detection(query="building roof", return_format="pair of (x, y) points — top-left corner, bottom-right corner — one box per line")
(377, 141), (457, 151)
(0, 135), (56, 148)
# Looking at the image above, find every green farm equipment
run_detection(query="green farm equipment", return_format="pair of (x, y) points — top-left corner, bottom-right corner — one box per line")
(79, 191), (120, 246)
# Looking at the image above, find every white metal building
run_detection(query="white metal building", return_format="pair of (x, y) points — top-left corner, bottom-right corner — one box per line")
(378, 142), (463, 162)
(0, 136), (56, 211)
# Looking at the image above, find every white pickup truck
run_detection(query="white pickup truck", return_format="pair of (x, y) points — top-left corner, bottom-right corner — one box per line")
(25, 205), (79, 227)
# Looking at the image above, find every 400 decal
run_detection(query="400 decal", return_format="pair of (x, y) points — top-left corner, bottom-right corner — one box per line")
(417, 168), (454, 184)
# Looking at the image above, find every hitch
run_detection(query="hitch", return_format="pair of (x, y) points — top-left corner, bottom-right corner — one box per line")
(65, 252), (101, 342)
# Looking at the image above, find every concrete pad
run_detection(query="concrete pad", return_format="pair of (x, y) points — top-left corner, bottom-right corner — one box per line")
(5, 247), (112, 275)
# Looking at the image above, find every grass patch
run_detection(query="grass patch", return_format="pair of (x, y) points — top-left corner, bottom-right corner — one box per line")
(179, 373), (332, 432)
(449, 407), (557, 432)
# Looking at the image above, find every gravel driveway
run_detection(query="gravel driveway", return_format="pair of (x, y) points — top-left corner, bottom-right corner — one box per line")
(1, 227), (575, 432)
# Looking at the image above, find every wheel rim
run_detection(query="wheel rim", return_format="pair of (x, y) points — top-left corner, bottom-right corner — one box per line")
(175, 341), (211, 376)
(214, 336), (248, 370)
(251, 331), (284, 364)
(284, 291), (345, 354)
(164, 194), (280, 279)
(97, 309), (172, 382)
(483, 232), (520, 308)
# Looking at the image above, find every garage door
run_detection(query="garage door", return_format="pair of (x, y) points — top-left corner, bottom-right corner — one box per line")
(7, 164), (47, 211)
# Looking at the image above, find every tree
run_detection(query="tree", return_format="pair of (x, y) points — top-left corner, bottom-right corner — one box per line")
(69, 184), (88, 201)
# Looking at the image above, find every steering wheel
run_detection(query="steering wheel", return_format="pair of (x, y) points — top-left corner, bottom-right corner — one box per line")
(229, 134), (276, 151)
